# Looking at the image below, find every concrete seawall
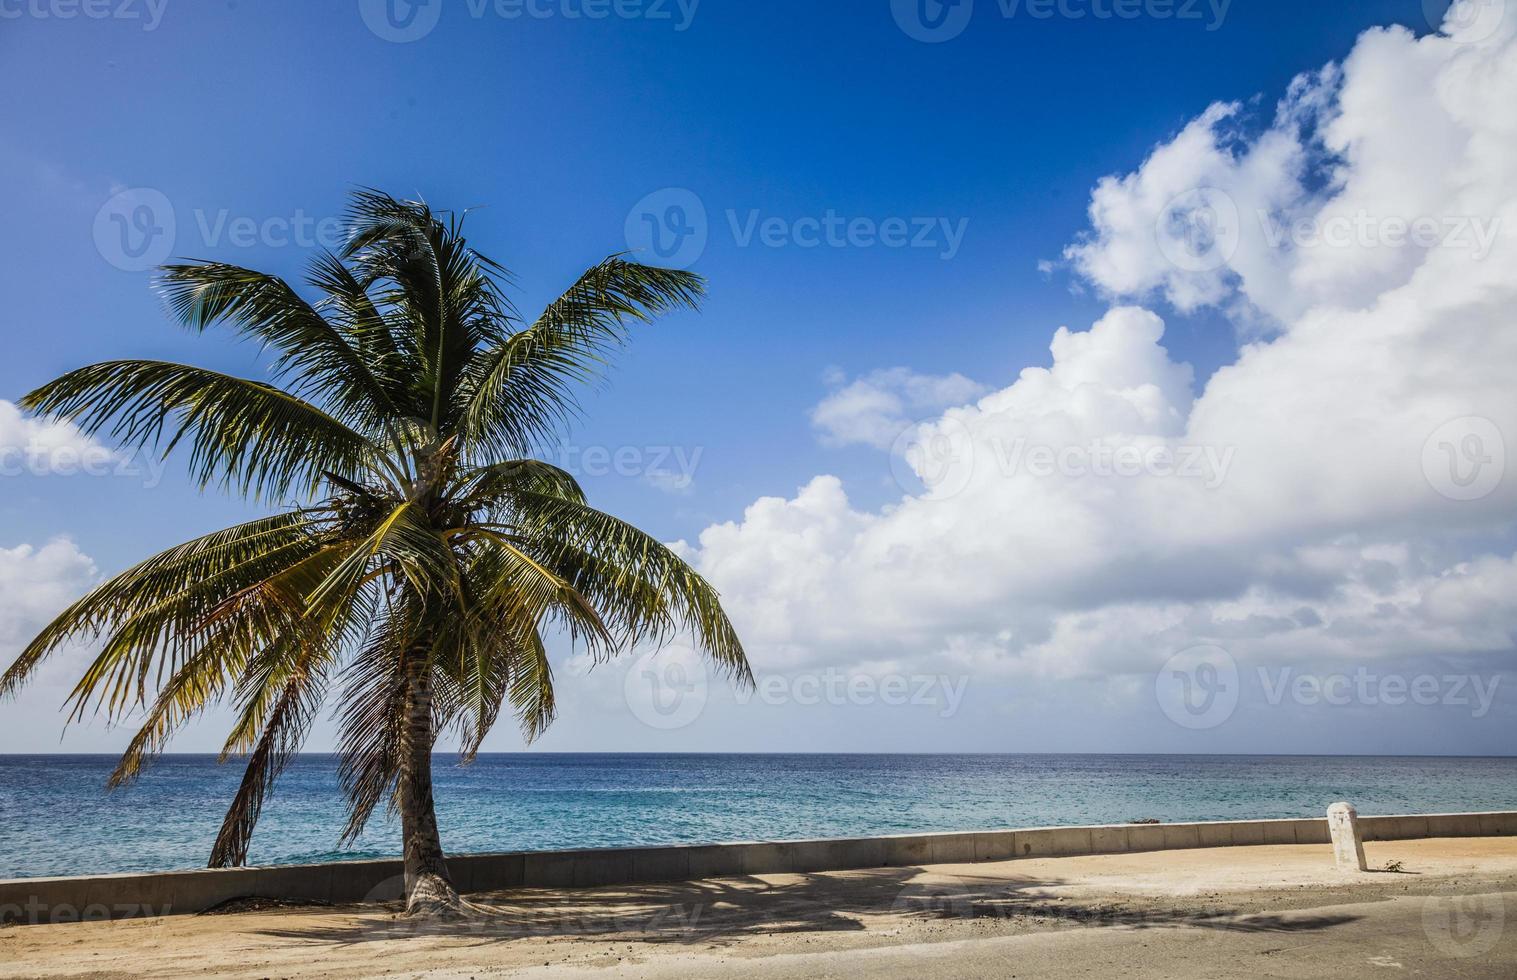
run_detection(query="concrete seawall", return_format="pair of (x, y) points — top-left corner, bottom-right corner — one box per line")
(4, 810), (1514, 924)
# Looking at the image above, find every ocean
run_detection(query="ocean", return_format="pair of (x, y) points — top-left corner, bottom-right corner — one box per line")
(3, 753), (1516, 879)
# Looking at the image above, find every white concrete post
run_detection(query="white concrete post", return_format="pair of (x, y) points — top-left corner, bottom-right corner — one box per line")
(1327, 801), (1367, 871)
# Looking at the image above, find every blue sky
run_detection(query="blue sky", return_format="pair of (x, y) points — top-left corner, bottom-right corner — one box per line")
(1, 0), (1440, 554)
(3, 0), (1514, 755)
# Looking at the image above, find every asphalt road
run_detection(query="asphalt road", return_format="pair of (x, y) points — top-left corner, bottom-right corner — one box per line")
(482, 890), (1517, 980)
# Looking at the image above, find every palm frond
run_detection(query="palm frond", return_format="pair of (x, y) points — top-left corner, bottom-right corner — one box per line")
(505, 493), (751, 684)
(156, 262), (401, 434)
(21, 361), (379, 500)
(462, 534), (615, 659)
(62, 537), (353, 726)
(207, 643), (331, 867)
(457, 256), (704, 457)
(335, 599), (422, 843)
(508, 627), (556, 742)
(342, 190), (515, 432)
(0, 514), (324, 704)
(453, 458), (587, 510)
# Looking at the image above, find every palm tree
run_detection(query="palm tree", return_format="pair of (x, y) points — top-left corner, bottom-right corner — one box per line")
(0, 190), (751, 917)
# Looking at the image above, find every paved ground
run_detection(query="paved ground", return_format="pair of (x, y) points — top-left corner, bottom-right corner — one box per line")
(3, 838), (1515, 978)
(489, 891), (1517, 979)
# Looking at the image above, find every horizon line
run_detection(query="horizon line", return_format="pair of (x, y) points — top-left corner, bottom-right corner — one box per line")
(4, 751), (1516, 760)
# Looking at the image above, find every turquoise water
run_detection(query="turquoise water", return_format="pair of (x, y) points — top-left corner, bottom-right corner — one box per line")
(3, 753), (1516, 878)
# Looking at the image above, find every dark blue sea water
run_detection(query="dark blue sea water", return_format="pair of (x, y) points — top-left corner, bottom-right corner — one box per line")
(3, 753), (1516, 879)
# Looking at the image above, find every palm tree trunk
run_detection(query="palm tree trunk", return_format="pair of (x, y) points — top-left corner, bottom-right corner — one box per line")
(399, 653), (463, 916)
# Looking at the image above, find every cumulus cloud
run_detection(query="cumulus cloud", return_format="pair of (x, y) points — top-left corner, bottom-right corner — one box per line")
(0, 538), (97, 659)
(0, 400), (105, 462)
(1064, 15), (1516, 330)
(672, 10), (1517, 731)
(0, 400), (161, 486)
(811, 368), (988, 450)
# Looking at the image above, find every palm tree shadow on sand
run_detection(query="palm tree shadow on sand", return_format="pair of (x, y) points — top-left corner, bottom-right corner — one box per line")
(248, 866), (1360, 949)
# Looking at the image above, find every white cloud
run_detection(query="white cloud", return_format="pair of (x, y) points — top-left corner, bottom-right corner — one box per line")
(0, 399), (105, 462)
(811, 368), (987, 450)
(0, 538), (97, 657)
(676, 11), (1517, 726)
(1064, 15), (1517, 332)
(0, 400), (162, 486)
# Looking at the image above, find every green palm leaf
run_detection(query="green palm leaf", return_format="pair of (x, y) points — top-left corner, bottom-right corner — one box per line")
(21, 361), (381, 500)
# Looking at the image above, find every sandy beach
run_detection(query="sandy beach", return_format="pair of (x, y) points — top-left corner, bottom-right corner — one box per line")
(3, 837), (1514, 979)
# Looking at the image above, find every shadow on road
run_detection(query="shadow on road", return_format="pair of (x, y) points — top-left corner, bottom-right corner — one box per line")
(252, 865), (1359, 949)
